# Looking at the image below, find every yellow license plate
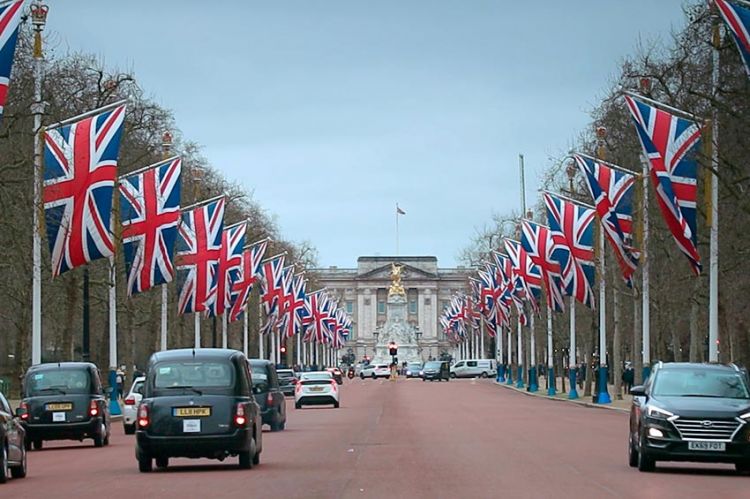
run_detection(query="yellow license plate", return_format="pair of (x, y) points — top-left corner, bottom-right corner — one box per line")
(173, 407), (211, 417)
(46, 403), (73, 411)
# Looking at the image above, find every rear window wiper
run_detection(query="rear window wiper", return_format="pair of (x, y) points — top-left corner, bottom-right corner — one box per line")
(162, 385), (203, 396)
(34, 387), (67, 395)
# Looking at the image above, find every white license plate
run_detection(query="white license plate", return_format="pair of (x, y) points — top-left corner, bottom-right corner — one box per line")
(688, 441), (726, 451)
(183, 419), (201, 433)
(52, 412), (66, 422)
(308, 386), (324, 392)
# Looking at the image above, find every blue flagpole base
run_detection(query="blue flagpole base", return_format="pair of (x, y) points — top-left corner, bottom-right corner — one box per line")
(642, 365), (651, 384)
(108, 369), (121, 416)
(568, 370), (578, 400)
(505, 365), (513, 385)
(547, 366), (556, 396)
(529, 366), (538, 392)
(596, 366), (611, 404)
(516, 365), (524, 388)
(497, 365), (506, 383)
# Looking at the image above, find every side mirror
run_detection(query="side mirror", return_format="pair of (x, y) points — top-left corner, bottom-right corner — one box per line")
(15, 407), (26, 418)
(630, 385), (646, 397)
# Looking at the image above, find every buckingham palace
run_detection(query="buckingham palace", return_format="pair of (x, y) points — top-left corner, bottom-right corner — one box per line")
(312, 256), (473, 362)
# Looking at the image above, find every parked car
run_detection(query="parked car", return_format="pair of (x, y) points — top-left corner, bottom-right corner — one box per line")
(450, 359), (497, 379)
(360, 364), (390, 379)
(326, 367), (343, 385)
(295, 371), (339, 409)
(123, 376), (145, 435)
(18, 362), (110, 449)
(277, 369), (298, 397)
(629, 362), (750, 473)
(0, 391), (26, 483)
(135, 348), (262, 472)
(405, 362), (423, 378)
(248, 359), (287, 431)
(354, 363), (365, 377)
(421, 361), (450, 382)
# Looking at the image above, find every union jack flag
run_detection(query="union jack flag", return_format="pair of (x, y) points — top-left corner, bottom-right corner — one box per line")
(205, 221), (246, 317)
(544, 193), (596, 309)
(504, 239), (542, 314)
(228, 238), (269, 323)
(278, 273), (307, 338)
(43, 104), (126, 276)
(492, 252), (527, 326)
(625, 94), (702, 275)
(574, 154), (639, 286)
(275, 265), (297, 337)
(303, 290), (332, 344)
(258, 253), (286, 334)
(0, 0), (23, 121)
(175, 197), (225, 314)
(119, 158), (181, 296)
(715, 0), (750, 77)
(520, 221), (565, 313)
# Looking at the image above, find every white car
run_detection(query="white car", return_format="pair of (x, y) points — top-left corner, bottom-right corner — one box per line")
(295, 371), (339, 409)
(360, 364), (391, 379)
(122, 376), (145, 434)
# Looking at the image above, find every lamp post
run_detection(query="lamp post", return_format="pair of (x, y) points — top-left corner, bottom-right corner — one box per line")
(595, 126), (612, 404)
(30, 0), (48, 366)
(415, 328), (422, 361)
(565, 159), (579, 400)
(373, 331), (379, 361)
(160, 131), (172, 351)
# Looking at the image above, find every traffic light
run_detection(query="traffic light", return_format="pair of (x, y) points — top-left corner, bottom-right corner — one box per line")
(280, 345), (287, 354)
(388, 342), (398, 356)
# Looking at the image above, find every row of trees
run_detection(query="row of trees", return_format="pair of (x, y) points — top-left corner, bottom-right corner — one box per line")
(0, 27), (318, 390)
(458, 3), (750, 396)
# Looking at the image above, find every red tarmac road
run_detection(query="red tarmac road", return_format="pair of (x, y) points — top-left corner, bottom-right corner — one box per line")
(5, 378), (750, 498)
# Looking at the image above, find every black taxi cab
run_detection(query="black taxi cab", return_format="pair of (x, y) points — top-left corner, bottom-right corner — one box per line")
(135, 348), (262, 472)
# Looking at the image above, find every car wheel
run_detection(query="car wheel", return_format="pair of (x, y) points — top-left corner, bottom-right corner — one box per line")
(628, 435), (639, 468)
(239, 436), (256, 469)
(637, 436), (655, 472)
(295, 402), (302, 409)
(253, 447), (261, 466)
(155, 457), (169, 469)
(271, 415), (282, 432)
(334, 401), (340, 408)
(422, 378), (426, 382)
(279, 421), (286, 431)
(481, 372), (488, 378)
(0, 444), (9, 484)
(124, 423), (135, 435)
(450, 373), (457, 379)
(360, 374), (364, 379)
(93, 425), (104, 448)
(138, 451), (152, 473)
(103, 424), (110, 446)
(10, 442), (27, 479)
(372, 374), (377, 379)
(736, 461), (750, 474)
(32, 440), (42, 451)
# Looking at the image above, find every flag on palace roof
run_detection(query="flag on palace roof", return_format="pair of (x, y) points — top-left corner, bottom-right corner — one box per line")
(43, 104), (126, 276)
(228, 238), (269, 323)
(715, 0), (750, 77)
(625, 94), (702, 275)
(574, 154), (639, 286)
(0, 1), (24, 122)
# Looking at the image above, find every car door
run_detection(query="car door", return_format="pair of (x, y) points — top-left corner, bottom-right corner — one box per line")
(0, 393), (20, 462)
(466, 361), (478, 376)
(267, 365), (285, 420)
(453, 361), (465, 377)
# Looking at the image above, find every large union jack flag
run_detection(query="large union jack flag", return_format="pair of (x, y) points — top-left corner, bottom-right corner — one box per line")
(520, 221), (565, 313)
(544, 193), (596, 309)
(205, 221), (246, 317)
(228, 238), (269, 323)
(119, 158), (181, 296)
(715, 0), (750, 77)
(43, 104), (126, 276)
(258, 253), (286, 334)
(0, 0), (23, 121)
(625, 94), (702, 275)
(175, 197), (225, 314)
(302, 290), (332, 344)
(574, 154), (639, 286)
(504, 239), (542, 315)
(279, 272), (307, 338)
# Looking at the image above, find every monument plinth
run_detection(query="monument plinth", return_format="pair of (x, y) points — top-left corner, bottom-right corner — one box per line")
(372, 263), (422, 364)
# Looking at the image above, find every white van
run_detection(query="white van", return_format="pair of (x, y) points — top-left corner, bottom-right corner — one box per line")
(450, 359), (497, 378)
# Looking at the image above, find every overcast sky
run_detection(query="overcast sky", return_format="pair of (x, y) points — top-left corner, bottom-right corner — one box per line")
(50, 1), (688, 268)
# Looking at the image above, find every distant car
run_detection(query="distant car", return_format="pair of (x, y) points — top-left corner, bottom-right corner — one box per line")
(18, 362), (111, 449)
(135, 348), (262, 472)
(123, 376), (145, 435)
(405, 363), (423, 378)
(326, 367), (343, 385)
(295, 372), (339, 409)
(0, 391), (26, 483)
(629, 362), (750, 473)
(248, 359), (287, 431)
(450, 359), (497, 379)
(421, 361), (450, 382)
(360, 364), (390, 379)
(277, 369), (298, 397)
(354, 363), (365, 377)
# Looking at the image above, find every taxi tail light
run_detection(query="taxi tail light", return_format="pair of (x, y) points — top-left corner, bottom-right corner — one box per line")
(19, 401), (29, 420)
(124, 396), (136, 406)
(234, 403), (247, 427)
(137, 404), (149, 429)
(266, 393), (274, 406)
(89, 399), (99, 417)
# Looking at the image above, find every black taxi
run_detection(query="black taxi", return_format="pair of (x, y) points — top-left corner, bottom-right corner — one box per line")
(18, 362), (110, 449)
(135, 349), (262, 472)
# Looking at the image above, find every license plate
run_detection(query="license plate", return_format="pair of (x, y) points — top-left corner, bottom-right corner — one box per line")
(52, 412), (66, 422)
(173, 407), (211, 417)
(309, 386), (324, 392)
(46, 403), (73, 411)
(688, 441), (726, 451)
(183, 419), (201, 433)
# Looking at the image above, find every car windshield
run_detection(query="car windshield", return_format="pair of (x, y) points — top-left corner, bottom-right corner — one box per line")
(26, 369), (91, 396)
(408, 364), (422, 369)
(153, 361), (234, 390)
(277, 370), (295, 379)
(250, 364), (268, 378)
(652, 369), (750, 399)
(424, 362), (442, 369)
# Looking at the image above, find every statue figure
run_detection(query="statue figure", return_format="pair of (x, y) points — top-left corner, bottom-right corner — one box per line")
(388, 262), (406, 297)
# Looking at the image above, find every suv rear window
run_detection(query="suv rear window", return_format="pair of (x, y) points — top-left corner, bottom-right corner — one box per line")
(153, 361), (234, 389)
(26, 369), (91, 396)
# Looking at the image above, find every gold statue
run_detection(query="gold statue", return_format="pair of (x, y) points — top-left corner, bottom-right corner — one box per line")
(388, 263), (406, 297)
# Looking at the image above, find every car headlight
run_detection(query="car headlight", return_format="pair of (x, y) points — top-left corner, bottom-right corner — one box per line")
(646, 405), (675, 419)
(740, 411), (750, 419)
(406, 370), (411, 375)
(419, 371), (424, 376)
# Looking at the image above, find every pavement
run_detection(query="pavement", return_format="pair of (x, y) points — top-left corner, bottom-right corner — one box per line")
(493, 375), (633, 412)
(5, 377), (748, 499)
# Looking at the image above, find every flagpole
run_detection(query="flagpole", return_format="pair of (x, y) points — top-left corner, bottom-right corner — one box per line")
(296, 333), (301, 367)
(30, 1), (48, 366)
(529, 313), (538, 392)
(496, 317), (505, 382)
(506, 327), (513, 385)
(194, 313), (201, 348)
(596, 227), (611, 403)
(516, 319), (524, 388)
(243, 311), (248, 357)
(222, 313), (228, 349)
(641, 152), (651, 382)
(108, 256), (120, 416)
(160, 132), (173, 352)
(708, 19), (721, 363)
(547, 303), (555, 396)
(568, 299), (578, 399)
(396, 203), (400, 256)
